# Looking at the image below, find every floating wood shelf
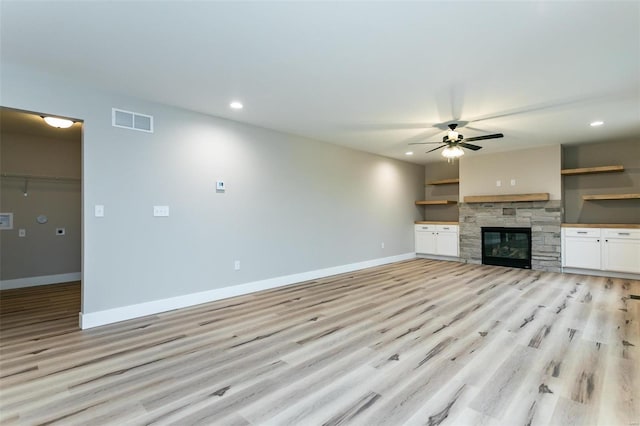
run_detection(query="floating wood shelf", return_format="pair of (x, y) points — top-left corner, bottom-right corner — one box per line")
(426, 178), (460, 185)
(463, 193), (550, 203)
(561, 165), (624, 176)
(415, 200), (458, 205)
(582, 193), (640, 201)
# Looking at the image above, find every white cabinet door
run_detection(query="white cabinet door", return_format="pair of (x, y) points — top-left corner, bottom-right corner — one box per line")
(436, 231), (459, 257)
(603, 238), (640, 273)
(416, 231), (437, 254)
(564, 236), (601, 270)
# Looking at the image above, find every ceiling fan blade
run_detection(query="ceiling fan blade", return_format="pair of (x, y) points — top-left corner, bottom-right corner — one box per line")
(464, 133), (504, 142)
(340, 122), (432, 131)
(459, 142), (483, 151)
(402, 128), (443, 145)
(426, 144), (447, 153)
(408, 141), (447, 145)
(465, 126), (489, 133)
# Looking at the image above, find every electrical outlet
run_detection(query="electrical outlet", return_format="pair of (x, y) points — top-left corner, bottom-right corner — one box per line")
(153, 205), (170, 217)
(95, 205), (105, 217)
(56, 228), (65, 236)
(496, 180), (502, 187)
(381, 242), (385, 249)
(510, 179), (516, 186)
(234, 260), (240, 270)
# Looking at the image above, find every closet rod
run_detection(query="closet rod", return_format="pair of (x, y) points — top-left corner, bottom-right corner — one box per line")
(1, 173), (80, 182)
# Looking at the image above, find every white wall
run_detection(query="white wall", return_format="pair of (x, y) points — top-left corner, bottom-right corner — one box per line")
(459, 145), (562, 200)
(0, 64), (424, 322)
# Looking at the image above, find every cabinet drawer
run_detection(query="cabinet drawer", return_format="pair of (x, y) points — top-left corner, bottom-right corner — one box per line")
(436, 225), (458, 232)
(415, 225), (436, 231)
(564, 228), (600, 238)
(603, 229), (640, 239)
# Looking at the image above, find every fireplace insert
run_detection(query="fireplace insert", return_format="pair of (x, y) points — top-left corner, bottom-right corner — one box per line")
(481, 227), (532, 269)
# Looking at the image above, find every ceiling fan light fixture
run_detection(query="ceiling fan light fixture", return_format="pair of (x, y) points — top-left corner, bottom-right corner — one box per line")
(442, 145), (464, 159)
(43, 116), (74, 128)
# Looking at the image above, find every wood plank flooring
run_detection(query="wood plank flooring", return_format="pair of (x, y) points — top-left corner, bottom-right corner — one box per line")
(0, 260), (639, 425)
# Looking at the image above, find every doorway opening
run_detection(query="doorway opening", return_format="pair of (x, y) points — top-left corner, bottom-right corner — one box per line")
(0, 107), (83, 331)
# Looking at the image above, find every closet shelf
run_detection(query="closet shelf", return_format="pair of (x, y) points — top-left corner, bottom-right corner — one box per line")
(561, 165), (624, 175)
(1, 173), (80, 182)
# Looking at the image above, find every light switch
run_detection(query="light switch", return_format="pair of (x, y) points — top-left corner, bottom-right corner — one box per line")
(56, 228), (65, 236)
(510, 179), (516, 186)
(496, 180), (502, 187)
(18, 229), (26, 237)
(216, 180), (225, 191)
(153, 206), (170, 217)
(95, 205), (105, 217)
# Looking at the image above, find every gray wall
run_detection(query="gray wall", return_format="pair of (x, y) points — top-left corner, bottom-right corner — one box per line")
(1, 63), (424, 314)
(460, 145), (562, 200)
(0, 131), (81, 281)
(563, 139), (639, 224)
(422, 161), (459, 222)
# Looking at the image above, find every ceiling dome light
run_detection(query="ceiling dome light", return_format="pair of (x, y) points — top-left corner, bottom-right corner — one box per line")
(43, 116), (74, 128)
(442, 145), (464, 159)
(230, 101), (243, 110)
(590, 121), (604, 127)
(405, 151), (414, 156)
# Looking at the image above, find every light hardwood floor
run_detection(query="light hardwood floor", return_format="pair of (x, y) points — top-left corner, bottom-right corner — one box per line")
(1, 260), (639, 425)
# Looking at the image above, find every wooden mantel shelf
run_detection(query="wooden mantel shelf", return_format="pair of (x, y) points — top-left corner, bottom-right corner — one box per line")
(582, 193), (640, 201)
(463, 193), (550, 203)
(415, 200), (458, 205)
(561, 165), (624, 176)
(426, 178), (460, 185)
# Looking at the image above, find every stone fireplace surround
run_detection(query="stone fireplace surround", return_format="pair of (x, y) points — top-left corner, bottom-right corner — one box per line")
(458, 200), (562, 272)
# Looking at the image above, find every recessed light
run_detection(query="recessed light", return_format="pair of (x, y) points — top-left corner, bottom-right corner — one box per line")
(405, 151), (414, 156)
(43, 116), (74, 128)
(590, 121), (604, 127)
(230, 101), (243, 110)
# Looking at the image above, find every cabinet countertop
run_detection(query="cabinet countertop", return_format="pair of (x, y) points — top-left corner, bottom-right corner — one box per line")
(562, 223), (640, 229)
(415, 221), (459, 225)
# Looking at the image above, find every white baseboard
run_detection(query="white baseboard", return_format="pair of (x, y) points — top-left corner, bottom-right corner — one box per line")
(562, 267), (640, 280)
(0, 272), (81, 290)
(79, 253), (416, 329)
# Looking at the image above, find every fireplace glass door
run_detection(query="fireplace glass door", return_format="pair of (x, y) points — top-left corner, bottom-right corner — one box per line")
(481, 227), (532, 269)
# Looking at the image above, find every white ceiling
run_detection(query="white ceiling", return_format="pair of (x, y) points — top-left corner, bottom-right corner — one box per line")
(1, 1), (638, 164)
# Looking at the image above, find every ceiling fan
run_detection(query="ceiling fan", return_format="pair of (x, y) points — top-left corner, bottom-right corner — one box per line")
(409, 123), (504, 159)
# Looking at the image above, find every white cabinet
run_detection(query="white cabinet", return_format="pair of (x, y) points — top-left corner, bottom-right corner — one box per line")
(563, 228), (602, 270)
(415, 224), (459, 257)
(415, 225), (437, 254)
(562, 227), (640, 274)
(602, 229), (640, 274)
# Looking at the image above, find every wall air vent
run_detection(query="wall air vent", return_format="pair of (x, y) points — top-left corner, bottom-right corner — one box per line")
(112, 108), (153, 133)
